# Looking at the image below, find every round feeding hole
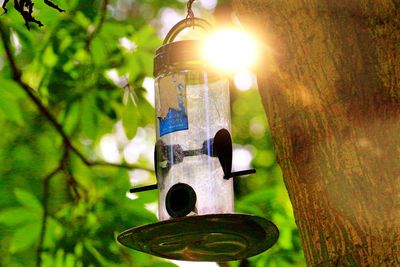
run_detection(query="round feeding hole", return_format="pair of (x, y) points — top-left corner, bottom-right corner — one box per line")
(166, 183), (197, 218)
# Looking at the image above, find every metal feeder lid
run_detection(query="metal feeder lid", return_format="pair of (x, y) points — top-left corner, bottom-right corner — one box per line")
(154, 40), (207, 77)
(117, 213), (279, 262)
(153, 18), (212, 77)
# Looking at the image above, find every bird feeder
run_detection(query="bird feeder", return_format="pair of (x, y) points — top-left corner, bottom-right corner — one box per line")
(118, 18), (279, 262)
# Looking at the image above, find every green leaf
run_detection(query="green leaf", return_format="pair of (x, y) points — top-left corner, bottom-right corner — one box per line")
(55, 249), (65, 267)
(0, 81), (25, 125)
(0, 79), (25, 98)
(63, 101), (81, 135)
(10, 221), (41, 253)
(43, 46), (58, 68)
(101, 22), (129, 39)
(0, 95), (24, 125)
(74, 49), (91, 64)
(240, 189), (276, 203)
(21, 58), (46, 89)
(14, 188), (42, 211)
(136, 93), (155, 125)
(122, 101), (140, 139)
(65, 253), (76, 267)
(278, 227), (293, 250)
(134, 25), (160, 50)
(123, 53), (141, 82)
(137, 50), (154, 76)
(0, 207), (38, 226)
(91, 37), (108, 66)
(84, 240), (113, 266)
(81, 92), (98, 139)
(74, 242), (83, 257)
(44, 217), (64, 248)
(74, 12), (91, 28)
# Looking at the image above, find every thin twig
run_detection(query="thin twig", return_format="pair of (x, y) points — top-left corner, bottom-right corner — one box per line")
(62, 149), (82, 202)
(44, 0), (65, 13)
(86, 0), (108, 50)
(63, 148), (92, 202)
(36, 150), (67, 267)
(2, 0), (64, 29)
(0, 20), (154, 173)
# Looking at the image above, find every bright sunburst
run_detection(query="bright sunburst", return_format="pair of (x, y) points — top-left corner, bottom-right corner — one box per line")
(203, 29), (259, 72)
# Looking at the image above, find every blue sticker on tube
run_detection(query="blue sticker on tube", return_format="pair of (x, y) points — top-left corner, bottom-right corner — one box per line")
(159, 82), (188, 137)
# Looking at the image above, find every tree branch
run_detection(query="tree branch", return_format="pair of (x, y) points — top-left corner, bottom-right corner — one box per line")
(44, 0), (65, 13)
(62, 148), (87, 202)
(86, 0), (108, 50)
(0, 20), (153, 173)
(36, 150), (66, 267)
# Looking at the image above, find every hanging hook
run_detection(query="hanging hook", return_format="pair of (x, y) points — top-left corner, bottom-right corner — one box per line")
(186, 0), (196, 28)
(162, 17), (211, 45)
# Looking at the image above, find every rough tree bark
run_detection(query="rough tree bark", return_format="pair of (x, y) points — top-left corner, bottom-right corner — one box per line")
(232, 1), (400, 266)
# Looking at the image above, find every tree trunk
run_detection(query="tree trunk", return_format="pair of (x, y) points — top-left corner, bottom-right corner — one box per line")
(232, 1), (400, 266)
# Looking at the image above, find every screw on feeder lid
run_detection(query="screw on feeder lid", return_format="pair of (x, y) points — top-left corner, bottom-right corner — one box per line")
(153, 18), (211, 77)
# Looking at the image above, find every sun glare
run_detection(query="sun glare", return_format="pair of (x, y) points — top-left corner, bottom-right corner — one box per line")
(203, 29), (259, 72)
(234, 70), (256, 91)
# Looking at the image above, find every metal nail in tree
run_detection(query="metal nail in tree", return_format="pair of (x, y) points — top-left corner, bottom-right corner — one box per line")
(117, 15), (279, 262)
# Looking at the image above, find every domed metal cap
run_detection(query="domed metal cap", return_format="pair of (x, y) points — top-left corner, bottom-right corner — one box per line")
(154, 40), (206, 77)
(117, 213), (279, 262)
(153, 18), (211, 77)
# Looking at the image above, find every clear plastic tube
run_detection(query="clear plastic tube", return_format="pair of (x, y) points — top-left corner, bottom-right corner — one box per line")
(155, 70), (233, 220)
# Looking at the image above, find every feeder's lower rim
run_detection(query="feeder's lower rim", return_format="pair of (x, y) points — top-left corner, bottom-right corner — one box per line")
(117, 213), (279, 262)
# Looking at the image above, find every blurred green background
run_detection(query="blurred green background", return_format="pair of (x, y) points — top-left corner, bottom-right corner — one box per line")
(0, 0), (305, 266)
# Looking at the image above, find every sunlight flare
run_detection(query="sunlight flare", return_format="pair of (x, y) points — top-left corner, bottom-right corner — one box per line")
(203, 29), (259, 72)
(234, 70), (256, 91)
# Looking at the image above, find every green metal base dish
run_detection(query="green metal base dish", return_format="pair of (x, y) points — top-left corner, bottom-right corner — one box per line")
(117, 213), (279, 262)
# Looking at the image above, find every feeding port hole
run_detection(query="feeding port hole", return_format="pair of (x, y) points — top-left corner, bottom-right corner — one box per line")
(166, 183), (197, 218)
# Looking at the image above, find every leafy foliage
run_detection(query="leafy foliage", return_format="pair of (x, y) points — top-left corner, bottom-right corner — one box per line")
(0, 0), (305, 266)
